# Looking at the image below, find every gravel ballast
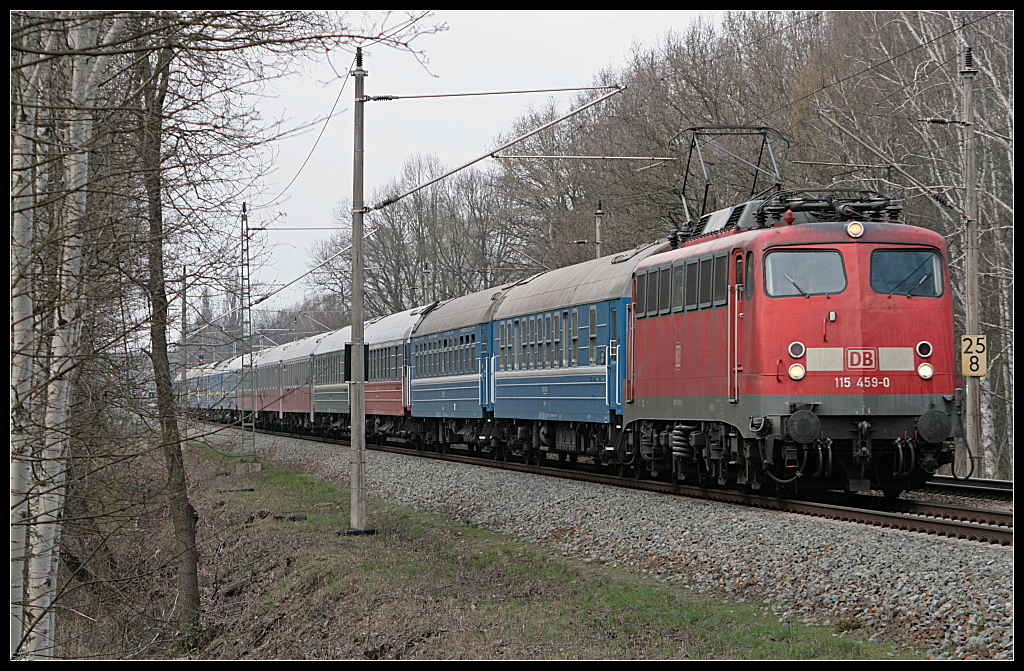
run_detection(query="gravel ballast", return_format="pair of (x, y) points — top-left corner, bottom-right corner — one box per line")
(213, 428), (1013, 660)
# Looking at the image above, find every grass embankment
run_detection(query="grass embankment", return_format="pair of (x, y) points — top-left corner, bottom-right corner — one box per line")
(191, 444), (920, 660)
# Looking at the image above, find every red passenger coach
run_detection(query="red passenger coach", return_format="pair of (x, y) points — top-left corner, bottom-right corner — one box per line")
(363, 308), (423, 420)
(625, 190), (960, 495)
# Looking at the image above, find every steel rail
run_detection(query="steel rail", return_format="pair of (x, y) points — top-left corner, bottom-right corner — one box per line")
(206, 424), (1013, 546)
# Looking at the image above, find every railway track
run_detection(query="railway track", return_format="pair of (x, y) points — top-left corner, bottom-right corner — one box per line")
(213, 423), (1013, 547)
(921, 474), (1013, 501)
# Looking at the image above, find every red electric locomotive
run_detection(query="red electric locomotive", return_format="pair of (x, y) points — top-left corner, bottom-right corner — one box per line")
(624, 189), (960, 495)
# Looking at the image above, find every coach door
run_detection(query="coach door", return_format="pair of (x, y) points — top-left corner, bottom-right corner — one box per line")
(728, 250), (746, 403)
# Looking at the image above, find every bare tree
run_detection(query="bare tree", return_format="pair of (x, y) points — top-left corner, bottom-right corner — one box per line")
(10, 9), (445, 656)
(308, 153), (532, 317)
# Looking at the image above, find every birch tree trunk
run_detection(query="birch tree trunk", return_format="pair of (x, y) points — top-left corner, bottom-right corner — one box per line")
(21, 14), (125, 657)
(23, 16), (96, 657)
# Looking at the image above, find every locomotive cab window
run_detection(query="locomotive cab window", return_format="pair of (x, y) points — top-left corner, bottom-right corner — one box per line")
(871, 249), (943, 297)
(764, 250), (847, 297)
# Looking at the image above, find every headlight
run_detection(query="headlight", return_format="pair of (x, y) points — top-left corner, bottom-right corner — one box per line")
(916, 341), (932, 358)
(917, 362), (934, 379)
(846, 221), (865, 238)
(788, 341), (805, 359)
(788, 363), (806, 380)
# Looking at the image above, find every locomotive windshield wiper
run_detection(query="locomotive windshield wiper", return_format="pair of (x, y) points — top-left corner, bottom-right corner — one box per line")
(783, 274), (811, 297)
(905, 273), (931, 298)
(887, 256), (932, 297)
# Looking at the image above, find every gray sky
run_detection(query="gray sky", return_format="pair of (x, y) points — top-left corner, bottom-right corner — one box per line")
(244, 10), (711, 311)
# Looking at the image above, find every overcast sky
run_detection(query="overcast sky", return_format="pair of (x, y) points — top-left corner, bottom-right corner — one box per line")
(244, 10), (712, 311)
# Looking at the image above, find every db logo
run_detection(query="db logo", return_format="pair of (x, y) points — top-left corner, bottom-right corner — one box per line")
(846, 348), (877, 370)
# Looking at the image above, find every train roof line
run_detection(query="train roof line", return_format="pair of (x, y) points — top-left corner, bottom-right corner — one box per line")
(670, 189), (905, 249)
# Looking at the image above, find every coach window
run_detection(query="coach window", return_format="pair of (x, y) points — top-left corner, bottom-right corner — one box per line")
(512, 320), (520, 370)
(532, 319), (540, 370)
(545, 314), (552, 367)
(685, 260), (699, 311)
(536, 317), (542, 367)
(501, 323), (506, 370)
(571, 310), (579, 366)
(871, 249), (943, 297)
(518, 319), (526, 368)
(565, 310), (572, 366)
(553, 313), (562, 366)
(589, 306), (598, 364)
(764, 250), (847, 297)
(537, 317), (543, 368)
(537, 317), (544, 368)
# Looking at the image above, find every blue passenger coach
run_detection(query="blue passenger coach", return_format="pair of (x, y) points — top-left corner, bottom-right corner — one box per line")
(409, 287), (500, 418)
(491, 243), (668, 425)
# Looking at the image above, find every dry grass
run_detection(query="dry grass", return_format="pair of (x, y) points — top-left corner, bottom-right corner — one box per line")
(186, 443), (921, 660)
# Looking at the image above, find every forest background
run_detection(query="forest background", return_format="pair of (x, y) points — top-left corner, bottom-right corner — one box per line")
(10, 9), (1012, 659)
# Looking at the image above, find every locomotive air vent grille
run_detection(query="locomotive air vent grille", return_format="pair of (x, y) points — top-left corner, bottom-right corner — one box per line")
(692, 214), (711, 237)
(725, 205), (744, 229)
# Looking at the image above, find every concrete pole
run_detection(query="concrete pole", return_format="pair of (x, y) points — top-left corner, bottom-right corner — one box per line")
(960, 48), (982, 476)
(350, 48), (368, 530)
